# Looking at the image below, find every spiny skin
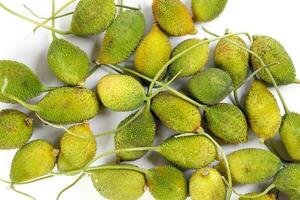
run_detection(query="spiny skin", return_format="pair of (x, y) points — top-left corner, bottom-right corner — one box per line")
(189, 168), (226, 200)
(159, 135), (217, 169)
(97, 74), (146, 112)
(214, 35), (249, 87)
(0, 60), (43, 103)
(146, 166), (188, 200)
(97, 10), (145, 64)
(58, 123), (96, 172)
(152, 0), (197, 36)
(47, 38), (89, 86)
(187, 68), (233, 105)
(169, 39), (210, 77)
(245, 80), (281, 141)
(134, 24), (172, 78)
(10, 140), (58, 183)
(151, 92), (201, 133)
(0, 109), (33, 149)
(216, 148), (281, 184)
(273, 164), (300, 200)
(205, 103), (248, 143)
(192, 0), (228, 22)
(91, 165), (146, 200)
(239, 193), (276, 200)
(251, 35), (296, 85)
(279, 112), (300, 161)
(115, 109), (156, 161)
(34, 87), (99, 124)
(70, 0), (116, 36)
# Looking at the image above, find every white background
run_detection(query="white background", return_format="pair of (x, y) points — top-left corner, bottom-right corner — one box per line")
(0, 0), (298, 199)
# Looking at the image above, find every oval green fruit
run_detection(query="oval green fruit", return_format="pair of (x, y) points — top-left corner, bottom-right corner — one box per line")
(239, 193), (276, 200)
(245, 80), (281, 141)
(70, 0), (116, 36)
(97, 74), (146, 112)
(187, 68), (233, 105)
(97, 10), (145, 64)
(189, 168), (226, 200)
(10, 140), (58, 183)
(192, 0), (228, 22)
(216, 148), (281, 184)
(169, 39), (210, 78)
(205, 103), (248, 143)
(47, 38), (90, 86)
(151, 92), (201, 133)
(134, 24), (172, 78)
(251, 35), (296, 85)
(152, 0), (197, 36)
(0, 109), (33, 149)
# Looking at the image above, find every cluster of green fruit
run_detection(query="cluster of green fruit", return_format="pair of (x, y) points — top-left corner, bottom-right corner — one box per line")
(0, 0), (300, 200)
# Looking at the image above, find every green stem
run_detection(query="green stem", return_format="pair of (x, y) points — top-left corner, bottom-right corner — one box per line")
(95, 129), (116, 138)
(119, 0), (124, 12)
(56, 173), (86, 200)
(41, 85), (61, 92)
(10, 184), (37, 200)
(85, 165), (147, 175)
(115, 4), (140, 11)
(51, 0), (57, 40)
(239, 184), (276, 199)
(23, 4), (73, 20)
(233, 90), (241, 108)
(0, 178), (11, 184)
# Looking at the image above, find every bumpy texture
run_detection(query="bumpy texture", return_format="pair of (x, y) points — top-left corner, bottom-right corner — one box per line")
(70, 0), (116, 36)
(146, 166), (187, 200)
(189, 168), (226, 200)
(214, 35), (249, 87)
(10, 140), (57, 183)
(169, 39), (210, 77)
(151, 92), (201, 133)
(97, 74), (146, 112)
(205, 103), (248, 143)
(159, 135), (217, 169)
(36, 87), (99, 124)
(240, 193), (276, 200)
(58, 123), (96, 172)
(0, 109), (33, 149)
(251, 35), (296, 85)
(47, 38), (90, 86)
(97, 10), (145, 64)
(91, 165), (146, 200)
(192, 0), (228, 22)
(245, 80), (281, 141)
(0, 60), (43, 103)
(279, 112), (300, 161)
(187, 68), (233, 105)
(216, 148), (281, 184)
(273, 164), (300, 200)
(115, 109), (156, 160)
(134, 24), (172, 78)
(152, 0), (196, 36)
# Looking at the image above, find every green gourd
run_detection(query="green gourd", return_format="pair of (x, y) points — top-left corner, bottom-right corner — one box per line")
(192, 0), (228, 22)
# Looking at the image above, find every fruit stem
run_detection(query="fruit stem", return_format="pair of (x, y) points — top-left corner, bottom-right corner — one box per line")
(0, 3), (71, 35)
(85, 164), (148, 175)
(95, 129), (116, 138)
(56, 173), (86, 200)
(239, 184), (276, 199)
(51, 0), (57, 40)
(197, 129), (232, 200)
(41, 85), (61, 92)
(0, 178), (11, 184)
(10, 184), (37, 200)
(119, 0), (124, 12)
(115, 4), (140, 11)
(119, 104), (146, 131)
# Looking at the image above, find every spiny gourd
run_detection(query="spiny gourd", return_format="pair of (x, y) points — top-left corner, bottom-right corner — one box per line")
(216, 148), (281, 184)
(169, 38), (210, 77)
(0, 109), (33, 149)
(58, 123), (96, 172)
(192, 0), (228, 22)
(90, 165), (146, 200)
(279, 112), (300, 161)
(214, 35), (249, 87)
(97, 10), (145, 64)
(47, 38), (90, 86)
(205, 103), (248, 143)
(0, 60), (44, 103)
(251, 35), (296, 85)
(6, 87), (99, 124)
(70, 0), (116, 36)
(115, 109), (156, 161)
(152, 0), (197, 36)
(189, 168), (226, 200)
(97, 74), (146, 112)
(187, 68), (233, 105)
(151, 92), (201, 133)
(10, 140), (58, 183)
(134, 24), (172, 78)
(245, 80), (281, 142)
(146, 166), (187, 200)
(239, 193), (276, 200)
